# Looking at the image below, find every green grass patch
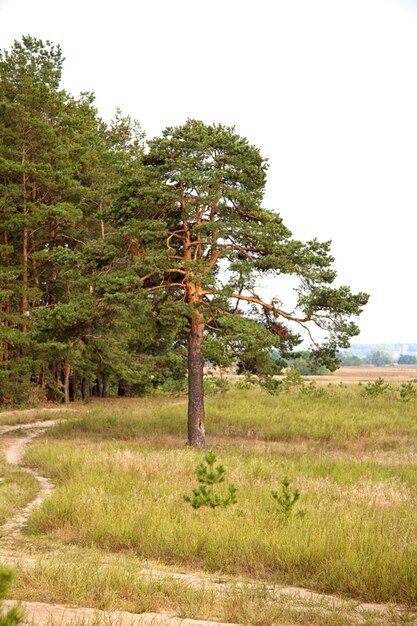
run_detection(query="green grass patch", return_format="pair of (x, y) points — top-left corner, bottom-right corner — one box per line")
(206, 387), (417, 443)
(48, 388), (417, 448)
(25, 440), (417, 605)
(3, 388), (415, 616)
(0, 457), (38, 529)
(49, 397), (187, 440)
(0, 407), (82, 427)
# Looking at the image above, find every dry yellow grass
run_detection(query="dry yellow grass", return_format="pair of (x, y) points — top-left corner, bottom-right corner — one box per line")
(305, 365), (417, 384)
(1, 389), (417, 625)
(207, 364), (417, 385)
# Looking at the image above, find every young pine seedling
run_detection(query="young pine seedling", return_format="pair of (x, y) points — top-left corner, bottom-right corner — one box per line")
(184, 450), (237, 509)
(362, 377), (390, 397)
(271, 476), (306, 519)
(0, 566), (25, 625)
(399, 382), (417, 402)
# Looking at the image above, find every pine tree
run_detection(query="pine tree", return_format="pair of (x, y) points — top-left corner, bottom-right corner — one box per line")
(111, 119), (368, 447)
(0, 36), (74, 401)
(0, 37), (147, 403)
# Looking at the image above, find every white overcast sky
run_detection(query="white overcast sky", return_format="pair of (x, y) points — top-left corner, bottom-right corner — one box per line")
(1, 0), (416, 345)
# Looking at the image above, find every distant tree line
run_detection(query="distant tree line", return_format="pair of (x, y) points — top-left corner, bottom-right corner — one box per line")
(274, 351), (331, 375)
(338, 350), (417, 366)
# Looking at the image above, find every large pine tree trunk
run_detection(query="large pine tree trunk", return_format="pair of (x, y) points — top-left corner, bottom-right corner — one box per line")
(187, 310), (205, 447)
(93, 379), (101, 397)
(70, 370), (78, 402)
(21, 152), (29, 333)
(1, 233), (10, 363)
(22, 224), (29, 333)
(63, 365), (71, 404)
(81, 377), (89, 402)
(4, 297), (10, 362)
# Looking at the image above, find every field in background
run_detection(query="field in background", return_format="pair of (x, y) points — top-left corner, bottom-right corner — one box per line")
(306, 365), (417, 384)
(207, 364), (417, 385)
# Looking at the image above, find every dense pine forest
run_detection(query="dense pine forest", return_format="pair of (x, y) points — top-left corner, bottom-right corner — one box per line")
(0, 36), (171, 406)
(0, 37), (368, 445)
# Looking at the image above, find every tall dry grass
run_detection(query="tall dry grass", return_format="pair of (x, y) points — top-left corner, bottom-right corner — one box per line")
(25, 436), (417, 605)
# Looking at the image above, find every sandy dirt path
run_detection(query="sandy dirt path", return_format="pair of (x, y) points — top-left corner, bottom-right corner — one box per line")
(0, 421), (60, 540)
(2, 600), (239, 626)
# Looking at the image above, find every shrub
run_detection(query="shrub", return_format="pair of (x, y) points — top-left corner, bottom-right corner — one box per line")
(203, 377), (230, 394)
(259, 377), (283, 395)
(184, 450), (237, 509)
(235, 378), (257, 390)
(0, 566), (25, 625)
(271, 476), (306, 519)
(362, 377), (390, 397)
(299, 381), (327, 398)
(282, 367), (304, 392)
(399, 382), (417, 402)
(159, 376), (187, 394)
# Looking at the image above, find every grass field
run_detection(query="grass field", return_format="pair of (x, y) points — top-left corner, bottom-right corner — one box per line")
(2, 380), (417, 624)
(208, 364), (417, 385)
(306, 364), (417, 384)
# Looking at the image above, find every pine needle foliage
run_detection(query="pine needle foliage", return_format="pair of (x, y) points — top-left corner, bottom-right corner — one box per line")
(184, 450), (237, 509)
(362, 377), (391, 397)
(0, 566), (25, 625)
(399, 382), (417, 402)
(271, 476), (306, 519)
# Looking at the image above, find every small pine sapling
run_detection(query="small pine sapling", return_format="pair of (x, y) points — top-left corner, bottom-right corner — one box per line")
(399, 382), (417, 402)
(362, 377), (390, 397)
(282, 367), (304, 392)
(0, 566), (25, 625)
(184, 450), (237, 509)
(271, 476), (306, 519)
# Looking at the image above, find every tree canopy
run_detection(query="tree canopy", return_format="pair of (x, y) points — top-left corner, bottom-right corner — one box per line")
(397, 354), (416, 365)
(0, 36), (164, 404)
(0, 37), (369, 447)
(109, 119), (369, 446)
(366, 349), (393, 366)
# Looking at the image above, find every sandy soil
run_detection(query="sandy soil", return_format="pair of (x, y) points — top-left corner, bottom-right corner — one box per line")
(2, 600), (239, 626)
(0, 423), (57, 542)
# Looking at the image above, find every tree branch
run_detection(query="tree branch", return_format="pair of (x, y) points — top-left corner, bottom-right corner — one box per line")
(146, 282), (186, 292)
(224, 292), (309, 323)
